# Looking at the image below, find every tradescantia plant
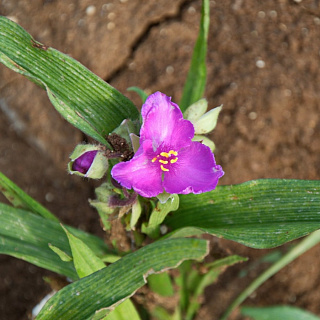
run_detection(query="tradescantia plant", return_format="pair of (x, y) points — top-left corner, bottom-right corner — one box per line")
(1, 1), (320, 319)
(111, 91), (224, 197)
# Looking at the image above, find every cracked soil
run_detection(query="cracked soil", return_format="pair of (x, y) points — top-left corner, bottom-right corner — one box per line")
(1, 0), (320, 319)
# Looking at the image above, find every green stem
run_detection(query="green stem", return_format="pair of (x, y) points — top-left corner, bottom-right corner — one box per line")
(220, 229), (320, 320)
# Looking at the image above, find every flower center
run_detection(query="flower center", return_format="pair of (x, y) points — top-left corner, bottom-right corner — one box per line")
(151, 150), (178, 172)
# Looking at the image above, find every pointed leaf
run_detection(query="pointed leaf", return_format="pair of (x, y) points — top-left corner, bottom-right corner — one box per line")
(165, 179), (320, 248)
(49, 244), (72, 262)
(0, 171), (58, 221)
(180, 0), (210, 111)
(0, 17), (139, 144)
(36, 238), (209, 320)
(0, 203), (111, 279)
(62, 225), (106, 278)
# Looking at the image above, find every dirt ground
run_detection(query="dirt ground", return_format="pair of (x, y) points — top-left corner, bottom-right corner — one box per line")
(1, 0), (320, 319)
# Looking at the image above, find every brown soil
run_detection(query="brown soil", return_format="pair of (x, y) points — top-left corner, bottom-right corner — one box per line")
(1, 0), (320, 319)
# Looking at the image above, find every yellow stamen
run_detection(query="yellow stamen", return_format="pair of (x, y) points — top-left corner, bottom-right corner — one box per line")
(159, 160), (168, 164)
(168, 150), (178, 156)
(170, 157), (178, 164)
(151, 157), (158, 163)
(160, 152), (170, 158)
(160, 165), (169, 172)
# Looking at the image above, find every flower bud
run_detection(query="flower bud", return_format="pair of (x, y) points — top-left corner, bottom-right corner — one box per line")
(68, 144), (108, 179)
(184, 98), (208, 123)
(129, 133), (140, 153)
(192, 135), (216, 152)
(112, 119), (139, 145)
(193, 105), (223, 134)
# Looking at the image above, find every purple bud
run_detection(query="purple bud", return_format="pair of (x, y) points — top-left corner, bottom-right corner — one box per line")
(68, 144), (108, 179)
(72, 150), (98, 174)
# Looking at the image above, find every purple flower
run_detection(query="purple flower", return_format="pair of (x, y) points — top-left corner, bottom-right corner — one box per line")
(72, 150), (98, 174)
(111, 92), (224, 198)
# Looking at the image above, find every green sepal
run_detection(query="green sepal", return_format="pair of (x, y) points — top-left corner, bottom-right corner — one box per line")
(184, 98), (208, 123)
(192, 135), (215, 152)
(112, 119), (140, 146)
(192, 105), (222, 134)
(89, 182), (116, 231)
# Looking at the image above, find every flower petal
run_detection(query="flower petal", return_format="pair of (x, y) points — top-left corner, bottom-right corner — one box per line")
(163, 142), (224, 194)
(140, 92), (194, 150)
(111, 142), (163, 198)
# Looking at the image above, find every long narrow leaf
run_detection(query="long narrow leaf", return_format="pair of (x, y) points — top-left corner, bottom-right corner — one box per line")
(0, 17), (139, 144)
(36, 238), (209, 320)
(0, 203), (111, 279)
(165, 179), (320, 249)
(241, 306), (320, 320)
(180, 0), (210, 111)
(0, 171), (58, 221)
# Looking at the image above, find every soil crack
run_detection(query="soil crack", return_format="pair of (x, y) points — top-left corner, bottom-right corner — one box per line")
(104, 0), (195, 83)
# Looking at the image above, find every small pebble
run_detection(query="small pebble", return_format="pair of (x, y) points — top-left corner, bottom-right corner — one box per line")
(166, 66), (174, 75)
(86, 5), (96, 16)
(108, 12), (116, 19)
(45, 192), (54, 202)
(248, 112), (257, 120)
(256, 59), (265, 68)
(269, 10), (277, 18)
(188, 6), (196, 14)
(107, 22), (115, 30)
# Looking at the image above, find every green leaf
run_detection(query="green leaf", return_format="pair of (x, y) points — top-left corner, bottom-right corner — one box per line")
(221, 230), (320, 320)
(100, 253), (121, 264)
(49, 244), (72, 262)
(180, 0), (209, 112)
(185, 256), (247, 320)
(0, 171), (58, 221)
(176, 260), (193, 314)
(62, 226), (106, 278)
(165, 179), (320, 249)
(0, 203), (111, 279)
(142, 195), (179, 238)
(36, 238), (209, 320)
(102, 299), (141, 320)
(241, 306), (320, 320)
(152, 306), (175, 320)
(0, 17), (139, 144)
(148, 272), (174, 297)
